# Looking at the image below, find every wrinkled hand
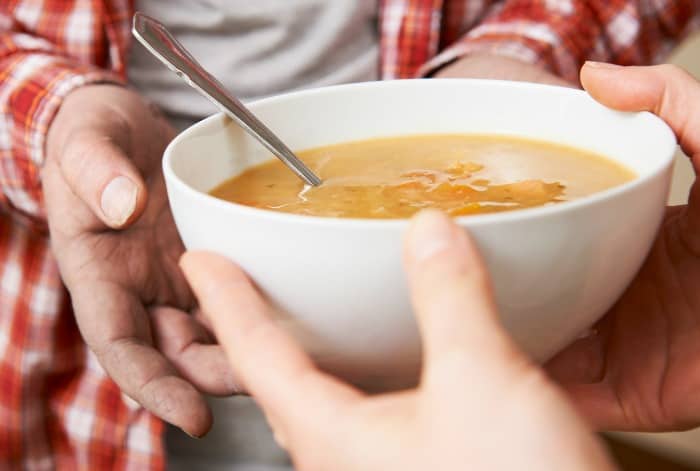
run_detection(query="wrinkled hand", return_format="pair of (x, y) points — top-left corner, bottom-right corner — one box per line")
(181, 211), (614, 471)
(434, 53), (573, 87)
(548, 63), (700, 431)
(43, 85), (237, 437)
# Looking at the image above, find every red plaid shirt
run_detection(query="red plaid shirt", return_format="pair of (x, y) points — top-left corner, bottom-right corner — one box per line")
(1, 0), (699, 469)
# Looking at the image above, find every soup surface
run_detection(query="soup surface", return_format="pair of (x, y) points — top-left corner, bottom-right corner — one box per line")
(210, 134), (635, 219)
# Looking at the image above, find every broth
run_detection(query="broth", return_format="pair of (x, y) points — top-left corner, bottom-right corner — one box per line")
(210, 134), (635, 219)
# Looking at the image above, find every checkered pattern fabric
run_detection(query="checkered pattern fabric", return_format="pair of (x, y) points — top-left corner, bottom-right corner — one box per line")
(1, 0), (699, 469)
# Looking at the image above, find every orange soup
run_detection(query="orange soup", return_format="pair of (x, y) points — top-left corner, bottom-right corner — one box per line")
(210, 134), (635, 219)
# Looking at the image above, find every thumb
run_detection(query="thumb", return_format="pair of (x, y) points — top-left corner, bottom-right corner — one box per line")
(580, 62), (700, 158)
(57, 130), (148, 228)
(403, 210), (529, 387)
(581, 62), (700, 248)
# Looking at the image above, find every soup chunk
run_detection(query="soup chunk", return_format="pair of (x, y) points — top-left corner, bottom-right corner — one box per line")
(210, 134), (635, 219)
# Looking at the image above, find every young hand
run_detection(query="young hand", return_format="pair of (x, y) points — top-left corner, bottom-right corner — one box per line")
(181, 210), (614, 471)
(548, 63), (700, 432)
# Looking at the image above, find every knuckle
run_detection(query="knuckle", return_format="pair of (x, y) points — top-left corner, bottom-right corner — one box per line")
(451, 266), (492, 300)
(139, 378), (177, 415)
(61, 133), (108, 174)
(244, 319), (281, 349)
(656, 65), (695, 98)
(95, 338), (159, 393)
(461, 263), (491, 288)
(200, 269), (253, 308)
(657, 63), (687, 80)
(416, 267), (494, 315)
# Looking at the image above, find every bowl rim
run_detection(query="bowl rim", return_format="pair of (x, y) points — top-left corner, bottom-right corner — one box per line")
(163, 78), (678, 229)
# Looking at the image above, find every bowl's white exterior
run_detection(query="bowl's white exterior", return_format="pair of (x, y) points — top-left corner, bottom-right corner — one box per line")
(164, 79), (676, 388)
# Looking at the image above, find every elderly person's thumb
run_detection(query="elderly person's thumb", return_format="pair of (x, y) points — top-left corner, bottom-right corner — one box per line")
(45, 86), (155, 229)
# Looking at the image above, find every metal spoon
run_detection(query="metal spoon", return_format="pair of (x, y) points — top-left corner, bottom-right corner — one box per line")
(132, 12), (322, 187)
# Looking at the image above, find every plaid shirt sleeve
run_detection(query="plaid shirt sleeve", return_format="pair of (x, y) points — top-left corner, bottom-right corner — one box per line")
(0, 6), (125, 220)
(1, 3), (166, 470)
(422, 0), (700, 82)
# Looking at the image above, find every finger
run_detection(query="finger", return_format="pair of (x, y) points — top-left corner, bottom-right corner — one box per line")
(581, 62), (700, 248)
(59, 129), (148, 228)
(192, 307), (214, 332)
(150, 306), (242, 395)
(561, 369), (700, 432)
(559, 380), (700, 432)
(180, 252), (361, 444)
(403, 210), (527, 384)
(581, 62), (700, 158)
(545, 330), (606, 384)
(558, 382), (633, 430)
(70, 283), (212, 437)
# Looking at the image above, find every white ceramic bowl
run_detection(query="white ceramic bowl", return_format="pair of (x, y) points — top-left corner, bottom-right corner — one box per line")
(164, 79), (676, 389)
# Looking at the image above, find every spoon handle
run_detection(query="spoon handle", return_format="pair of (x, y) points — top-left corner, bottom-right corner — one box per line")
(132, 12), (322, 187)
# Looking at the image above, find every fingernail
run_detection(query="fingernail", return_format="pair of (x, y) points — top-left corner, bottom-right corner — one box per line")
(584, 61), (621, 70)
(408, 210), (455, 262)
(101, 176), (138, 226)
(184, 430), (202, 439)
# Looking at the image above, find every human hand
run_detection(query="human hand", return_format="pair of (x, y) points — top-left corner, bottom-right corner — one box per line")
(547, 62), (700, 431)
(433, 53), (573, 87)
(43, 84), (237, 437)
(181, 210), (614, 471)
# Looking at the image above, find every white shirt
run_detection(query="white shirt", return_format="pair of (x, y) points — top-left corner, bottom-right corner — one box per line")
(129, 0), (379, 127)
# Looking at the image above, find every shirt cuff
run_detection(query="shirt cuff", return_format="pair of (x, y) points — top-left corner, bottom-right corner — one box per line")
(418, 37), (541, 77)
(419, 28), (582, 83)
(6, 54), (126, 167)
(1, 53), (125, 217)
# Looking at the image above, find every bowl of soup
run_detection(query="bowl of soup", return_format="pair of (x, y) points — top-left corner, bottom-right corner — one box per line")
(164, 79), (676, 389)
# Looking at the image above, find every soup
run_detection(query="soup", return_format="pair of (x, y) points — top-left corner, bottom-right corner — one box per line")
(210, 134), (635, 219)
